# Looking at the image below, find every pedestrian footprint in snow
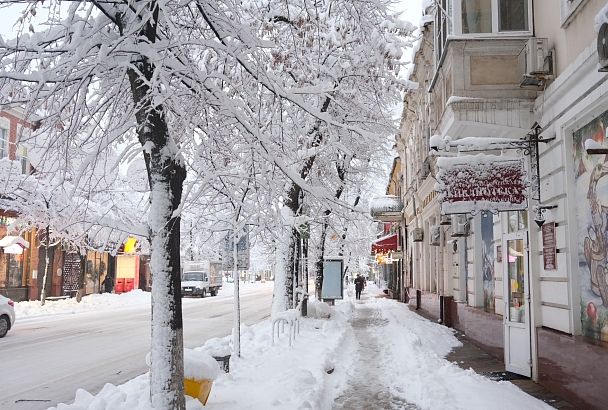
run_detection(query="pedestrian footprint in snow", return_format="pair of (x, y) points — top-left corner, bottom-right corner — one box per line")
(354, 274), (365, 300)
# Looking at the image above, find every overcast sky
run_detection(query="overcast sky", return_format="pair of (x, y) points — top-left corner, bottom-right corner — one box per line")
(0, 1), (422, 44)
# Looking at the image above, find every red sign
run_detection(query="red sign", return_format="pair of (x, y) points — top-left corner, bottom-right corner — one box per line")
(436, 154), (528, 215)
(542, 222), (557, 271)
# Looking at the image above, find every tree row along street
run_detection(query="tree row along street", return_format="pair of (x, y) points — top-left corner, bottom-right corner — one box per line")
(0, 286), (273, 410)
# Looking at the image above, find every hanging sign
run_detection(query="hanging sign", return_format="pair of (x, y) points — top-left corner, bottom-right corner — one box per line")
(436, 154), (528, 215)
(542, 222), (557, 271)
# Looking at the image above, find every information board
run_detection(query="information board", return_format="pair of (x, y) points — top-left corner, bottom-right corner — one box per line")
(321, 259), (343, 300)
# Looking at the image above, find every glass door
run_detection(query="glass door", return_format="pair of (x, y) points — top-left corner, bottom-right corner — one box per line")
(503, 232), (532, 377)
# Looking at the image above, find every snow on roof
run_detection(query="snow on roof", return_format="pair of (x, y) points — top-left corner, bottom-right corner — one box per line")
(430, 134), (525, 152)
(370, 195), (404, 214)
(0, 235), (29, 249)
(419, 14), (434, 27)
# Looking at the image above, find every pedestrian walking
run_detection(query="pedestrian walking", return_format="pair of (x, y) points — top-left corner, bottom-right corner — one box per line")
(354, 274), (365, 300)
(101, 274), (114, 293)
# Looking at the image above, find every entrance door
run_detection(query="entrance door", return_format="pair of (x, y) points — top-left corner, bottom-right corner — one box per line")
(503, 232), (532, 377)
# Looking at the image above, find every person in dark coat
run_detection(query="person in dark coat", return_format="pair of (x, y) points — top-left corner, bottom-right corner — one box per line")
(354, 274), (365, 300)
(101, 274), (114, 293)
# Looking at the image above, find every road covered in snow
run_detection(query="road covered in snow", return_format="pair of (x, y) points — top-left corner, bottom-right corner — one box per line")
(0, 282), (273, 410)
(39, 284), (554, 410)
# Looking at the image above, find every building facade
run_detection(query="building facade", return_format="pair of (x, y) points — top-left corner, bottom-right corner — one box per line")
(398, 1), (608, 408)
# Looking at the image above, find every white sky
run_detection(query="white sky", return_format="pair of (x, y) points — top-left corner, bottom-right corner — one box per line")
(0, 2), (423, 44)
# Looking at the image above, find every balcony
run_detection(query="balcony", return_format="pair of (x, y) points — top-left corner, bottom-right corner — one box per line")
(430, 38), (540, 139)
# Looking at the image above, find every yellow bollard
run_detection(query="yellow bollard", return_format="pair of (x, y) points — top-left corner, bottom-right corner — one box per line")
(184, 378), (213, 405)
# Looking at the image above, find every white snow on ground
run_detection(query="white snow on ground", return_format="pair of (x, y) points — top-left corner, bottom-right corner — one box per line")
(48, 283), (553, 410)
(15, 281), (272, 320)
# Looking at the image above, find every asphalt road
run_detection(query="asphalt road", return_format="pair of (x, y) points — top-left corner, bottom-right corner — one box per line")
(0, 284), (273, 410)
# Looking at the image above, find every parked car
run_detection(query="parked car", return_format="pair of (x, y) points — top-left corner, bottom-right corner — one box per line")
(0, 294), (15, 338)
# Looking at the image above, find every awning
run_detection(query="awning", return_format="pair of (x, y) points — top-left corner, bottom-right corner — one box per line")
(371, 233), (398, 253)
(0, 235), (30, 254)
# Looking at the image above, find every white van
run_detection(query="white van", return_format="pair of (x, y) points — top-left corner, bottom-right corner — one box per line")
(181, 261), (222, 297)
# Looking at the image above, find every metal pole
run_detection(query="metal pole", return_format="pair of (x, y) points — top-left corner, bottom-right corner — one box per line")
(233, 227), (241, 357)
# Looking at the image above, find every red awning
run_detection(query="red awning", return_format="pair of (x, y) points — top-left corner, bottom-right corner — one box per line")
(371, 233), (398, 253)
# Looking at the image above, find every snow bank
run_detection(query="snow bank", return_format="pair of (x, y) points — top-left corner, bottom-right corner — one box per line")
(15, 290), (150, 319)
(50, 298), (355, 410)
(372, 296), (553, 410)
(46, 284), (552, 410)
(184, 348), (221, 381)
(15, 281), (273, 320)
(307, 300), (331, 318)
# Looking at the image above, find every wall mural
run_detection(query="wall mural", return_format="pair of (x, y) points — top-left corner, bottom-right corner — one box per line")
(481, 213), (495, 313)
(573, 108), (608, 342)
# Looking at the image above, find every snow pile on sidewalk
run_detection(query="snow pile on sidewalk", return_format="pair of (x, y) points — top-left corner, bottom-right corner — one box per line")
(15, 281), (272, 319)
(48, 284), (553, 410)
(369, 295), (553, 410)
(49, 299), (355, 410)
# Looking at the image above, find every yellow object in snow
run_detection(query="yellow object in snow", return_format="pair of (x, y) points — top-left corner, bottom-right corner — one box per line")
(184, 378), (213, 405)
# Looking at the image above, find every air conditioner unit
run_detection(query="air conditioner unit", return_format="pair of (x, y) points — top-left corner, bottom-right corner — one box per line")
(450, 215), (470, 237)
(430, 225), (441, 246)
(520, 38), (553, 87)
(598, 23), (608, 72)
(412, 228), (424, 242)
(439, 214), (451, 225)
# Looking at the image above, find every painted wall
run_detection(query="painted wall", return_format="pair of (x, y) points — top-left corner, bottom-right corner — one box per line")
(534, 0), (607, 75)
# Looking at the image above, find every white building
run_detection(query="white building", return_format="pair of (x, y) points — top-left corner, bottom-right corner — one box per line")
(398, 1), (608, 408)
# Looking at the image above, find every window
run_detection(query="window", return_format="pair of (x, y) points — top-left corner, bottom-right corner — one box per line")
(16, 145), (28, 174)
(0, 128), (7, 158)
(454, 0), (532, 36)
(462, 0), (492, 34)
(435, 0), (454, 63)
(499, 0), (528, 31)
(507, 211), (528, 233)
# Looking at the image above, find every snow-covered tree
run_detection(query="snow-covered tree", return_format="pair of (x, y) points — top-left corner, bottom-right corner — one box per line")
(0, 1), (412, 407)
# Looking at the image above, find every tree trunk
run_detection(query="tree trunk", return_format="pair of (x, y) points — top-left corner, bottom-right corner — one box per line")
(40, 225), (50, 306)
(272, 208), (295, 315)
(76, 253), (86, 302)
(273, 98), (331, 313)
(125, 5), (187, 407)
(315, 218), (329, 299)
